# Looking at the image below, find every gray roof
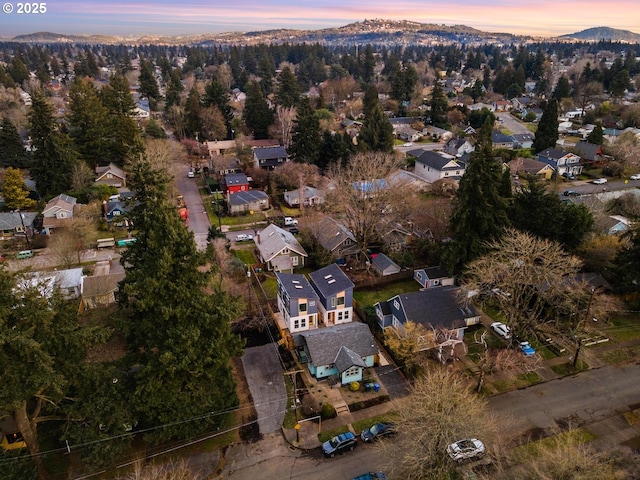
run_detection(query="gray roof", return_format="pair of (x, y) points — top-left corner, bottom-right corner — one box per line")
(492, 130), (513, 144)
(334, 346), (367, 373)
(0, 211), (38, 230)
(538, 148), (570, 160)
(415, 151), (461, 171)
(256, 223), (307, 262)
(421, 266), (451, 280)
(224, 172), (249, 185)
(253, 145), (288, 160)
(392, 286), (477, 330)
(372, 253), (400, 274)
(309, 263), (354, 298)
(228, 190), (269, 206)
(297, 322), (378, 367)
(276, 273), (319, 300)
(316, 216), (357, 253)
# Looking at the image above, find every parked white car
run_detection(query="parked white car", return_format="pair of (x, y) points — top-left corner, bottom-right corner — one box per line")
(235, 234), (254, 242)
(630, 174), (640, 180)
(447, 438), (485, 462)
(592, 178), (607, 185)
(490, 322), (512, 340)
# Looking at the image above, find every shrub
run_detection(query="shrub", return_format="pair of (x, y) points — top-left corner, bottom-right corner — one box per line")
(321, 403), (336, 419)
(349, 381), (360, 392)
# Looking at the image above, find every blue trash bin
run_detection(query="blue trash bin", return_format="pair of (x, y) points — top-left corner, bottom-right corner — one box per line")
(374, 383), (380, 392)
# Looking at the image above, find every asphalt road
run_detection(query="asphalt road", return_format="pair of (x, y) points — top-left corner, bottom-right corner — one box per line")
(558, 178), (640, 196)
(498, 112), (531, 136)
(217, 364), (640, 480)
(174, 163), (210, 251)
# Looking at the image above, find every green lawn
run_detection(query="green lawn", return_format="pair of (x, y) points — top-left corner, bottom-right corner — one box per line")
(233, 249), (256, 265)
(260, 276), (278, 300)
(353, 278), (421, 308)
(317, 425), (351, 443)
(601, 313), (640, 343)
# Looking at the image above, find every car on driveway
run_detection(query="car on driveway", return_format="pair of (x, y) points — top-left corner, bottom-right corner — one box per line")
(490, 322), (512, 340)
(360, 422), (398, 442)
(402, 142), (413, 147)
(592, 178), (607, 185)
(235, 234), (254, 242)
(518, 341), (536, 356)
(323, 431), (357, 457)
(563, 190), (579, 196)
(187, 169), (195, 178)
(447, 438), (485, 462)
(630, 174), (640, 180)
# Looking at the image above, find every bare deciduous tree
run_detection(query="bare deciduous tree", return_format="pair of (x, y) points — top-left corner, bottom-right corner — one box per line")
(326, 152), (407, 264)
(71, 161), (96, 191)
(380, 366), (498, 479)
(275, 105), (296, 149)
(462, 229), (583, 338)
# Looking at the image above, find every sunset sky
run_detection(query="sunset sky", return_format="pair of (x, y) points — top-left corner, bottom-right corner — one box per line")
(2, 0), (639, 38)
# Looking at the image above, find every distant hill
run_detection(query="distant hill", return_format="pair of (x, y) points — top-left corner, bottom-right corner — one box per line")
(559, 26), (640, 42)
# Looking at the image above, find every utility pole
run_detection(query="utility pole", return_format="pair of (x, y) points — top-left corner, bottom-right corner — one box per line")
(573, 287), (597, 368)
(285, 369), (304, 443)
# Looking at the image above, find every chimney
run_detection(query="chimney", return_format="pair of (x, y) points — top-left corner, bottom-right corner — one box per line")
(257, 233), (261, 244)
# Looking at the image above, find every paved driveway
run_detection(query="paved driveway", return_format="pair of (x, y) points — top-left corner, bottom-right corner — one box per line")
(241, 344), (287, 434)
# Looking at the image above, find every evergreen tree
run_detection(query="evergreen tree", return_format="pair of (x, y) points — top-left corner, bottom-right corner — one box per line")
(164, 68), (184, 112)
(275, 66), (301, 108)
(358, 85), (394, 153)
(243, 80), (273, 139)
(117, 153), (243, 443)
(586, 123), (604, 145)
(68, 77), (110, 165)
(289, 97), (321, 164)
(183, 87), (203, 139)
(28, 91), (78, 197)
(429, 80), (449, 128)
(203, 74), (234, 138)
(613, 224), (640, 295)
(318, 131), (354, 170)
(8, 57), (29, 85)
(442, 118), (510, 274)
(138, 59), (160, 101)
(552, 75), (571, 100)
(532, 99), (559, 154)
(362, 44), (376, 84)
(0, 117), (30, 168)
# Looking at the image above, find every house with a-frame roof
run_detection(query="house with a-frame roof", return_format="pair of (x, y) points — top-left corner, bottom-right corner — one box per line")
(276, 273), (320, 333)
(309, 263), (354, 326)
(255, 224), (307, 273)
(374, 286), (479, 361)
(293, 322), (379, 384)
(414, 151), (466, 183)
(413, 266), (455, 289)
(253, 145), (289, 170)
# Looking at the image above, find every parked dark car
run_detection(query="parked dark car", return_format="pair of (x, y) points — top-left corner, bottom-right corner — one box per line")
(322, 431), (357, 457)
(563, 190), (579, 196)
(288, 227), (299, 234)
(360, 422), (398, 442)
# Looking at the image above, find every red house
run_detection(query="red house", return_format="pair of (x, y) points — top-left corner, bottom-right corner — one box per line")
(223, 173), (250, 195)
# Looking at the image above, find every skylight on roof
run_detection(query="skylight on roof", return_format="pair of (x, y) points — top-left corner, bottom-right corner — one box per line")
(295, 285), (303, 289)
(292, 280), (300, 284)
(324, 274), (333, 279)
(328, 279), (336, 284)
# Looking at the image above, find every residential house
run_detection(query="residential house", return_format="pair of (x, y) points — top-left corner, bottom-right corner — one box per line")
(596, 215), (631, 235)
(293, 322), (378, 384)
(283, 186), (325, 207)
(81, 259), (125, 310)
(395, 125), (423, 143)
(573, 140), (607, 166)
(19, 268), (84, 300)
(223, 173), (250, 195)
(413, 266), (455, 289)
(276, 273), (320, 333)
(206, 140), (236, 157)
(95, 163), (126, 188)
(492, 99), (512, 112)
(211, 156), (242, 176)
(508, 157), (555, 180)
(444, 138), (474, 158)
(468, 102), (495, 112)
(537, 148), (583, 177)
(374, 286), (480, 361)
(521, 107), (543, 121)
(42, 194), (77, 234)
(314, 215), (359, 262)
(228, 190), (270, 215)
(375, 219), (430, 252)
(371, 253), (401, 276)
(253, 145), (289, 170)
(511, 96), (533, 112)
(255, 224), (307, 273)
(414, 151), (465, 183)
(510, 133), (535, 149)
(423, 126), (454, 142)
(492, 130), (514, 149)
(0, 211), (37, 238)
(309, 263), (355, 326)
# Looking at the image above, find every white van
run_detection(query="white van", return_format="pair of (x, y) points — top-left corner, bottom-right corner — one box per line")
(16, 250), (34, 259)
(284, 217), (298, 226)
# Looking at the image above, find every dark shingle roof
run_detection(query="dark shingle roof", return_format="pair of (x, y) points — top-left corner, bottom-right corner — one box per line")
(415, 151), (460, 170)
(393, 286), (477, 330)
(224, 173), (249, 185)
(297, 322), (377, 367)
(334, 346), (367, 373)
(309, 263), (354, 298)
(228, 190), (269, 206)
(253, 145), (288, 160)
(372, 253), (400, 273)
(276, 273), (318, 299)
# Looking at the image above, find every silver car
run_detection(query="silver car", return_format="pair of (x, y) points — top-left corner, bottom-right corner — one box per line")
(490, 322), (511, 339)
(447, 438), (485, 462)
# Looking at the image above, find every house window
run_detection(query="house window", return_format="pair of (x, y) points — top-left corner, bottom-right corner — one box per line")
(331, 297), (336, 308)
(283, 248), (289, 254)
(59, 212), (67, 218)
(294, 319), (299, 329)
(337, 311), (343, 321)
(308, 316), (314, 325)
(300, 318), (306, 328)
(337, 296), (345, 306)
(344, 366), (360, 377)
(299, 302), (307, 312)
(393, 300), (400, 310)
(292, 256), (299, 266)
(343, 310), (350, 321)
